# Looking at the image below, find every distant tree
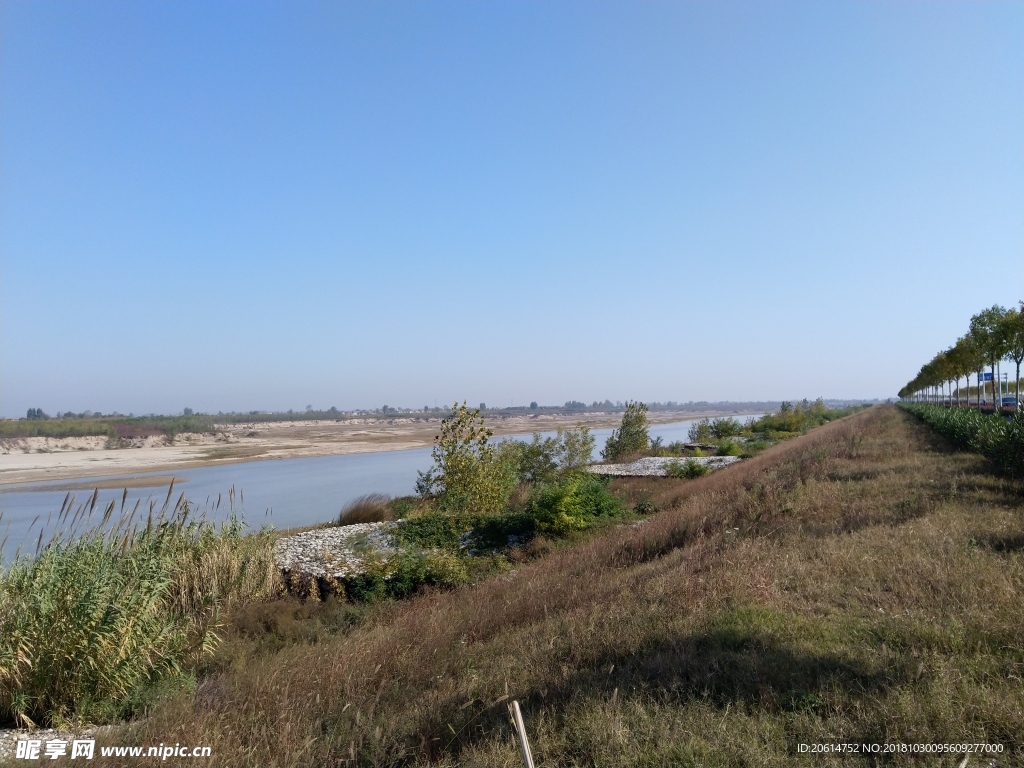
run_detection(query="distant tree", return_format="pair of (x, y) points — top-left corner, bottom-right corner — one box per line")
(479, 402), (487, 411)
(183, 407), (194, 417)
(564, 400), (587, 413)
(26, 408), (49, 420)
(529, 402), (538, 410)
(328, 406), (339, 414)
(602, 401), (650, 461)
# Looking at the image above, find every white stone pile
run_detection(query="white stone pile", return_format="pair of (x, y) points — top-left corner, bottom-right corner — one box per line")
(589, 455), (741, 477)
(274, 522), (399, 580)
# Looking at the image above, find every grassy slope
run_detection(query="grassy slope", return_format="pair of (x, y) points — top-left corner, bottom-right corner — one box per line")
(117, 406), (1023, 767)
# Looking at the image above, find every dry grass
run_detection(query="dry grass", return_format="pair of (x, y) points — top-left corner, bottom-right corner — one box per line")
(111, 406), (1023, 766)
(338, 494), (395, 526)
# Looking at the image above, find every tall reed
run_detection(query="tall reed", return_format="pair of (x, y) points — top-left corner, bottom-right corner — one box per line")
(0, 489), (278, 727)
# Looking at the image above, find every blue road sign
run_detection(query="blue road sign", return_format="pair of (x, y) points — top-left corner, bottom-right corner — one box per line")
(982, 372), (994, 381)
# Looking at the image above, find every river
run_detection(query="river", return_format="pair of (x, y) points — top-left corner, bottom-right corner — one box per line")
(0, 416), (760, 562)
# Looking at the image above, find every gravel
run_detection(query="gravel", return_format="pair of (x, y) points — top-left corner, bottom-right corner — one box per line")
(589, 455), (741, 477)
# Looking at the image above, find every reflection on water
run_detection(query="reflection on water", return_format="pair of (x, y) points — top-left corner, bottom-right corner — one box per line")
(0, 416), (759, 562)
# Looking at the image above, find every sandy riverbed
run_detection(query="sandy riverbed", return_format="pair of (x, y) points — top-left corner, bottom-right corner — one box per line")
(0, 411), (756, 487)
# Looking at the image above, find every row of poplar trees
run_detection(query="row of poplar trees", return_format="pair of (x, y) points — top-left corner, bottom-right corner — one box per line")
(899, 303), (1024, 412)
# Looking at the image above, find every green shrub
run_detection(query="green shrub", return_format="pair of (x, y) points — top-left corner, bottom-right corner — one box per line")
(391, 510), (536, 553)
(633, 500), (658, 515)
(387, 496), (421, 519)
(665, 459), (686, 478)
(665, 458), (712, 478)
(718, 440), (742, 457)
(342, 551), (469, 602)
(529, 475), (623, 536)
(392, 513), (476, 550)
(748, 399), (858, 437)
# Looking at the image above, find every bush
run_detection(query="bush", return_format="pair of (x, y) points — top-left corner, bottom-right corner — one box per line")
(666, 458), (711, 479)
(387, 496), (422, 519)
(602, 401), (650, 461)
(392, 509), (536, 551)
(748, 398), (857, 437)
(342, 551), (469, 602)
(633, 500), (658, 515)
(529, 475), (623, 536)
(718, 440), (742, 457)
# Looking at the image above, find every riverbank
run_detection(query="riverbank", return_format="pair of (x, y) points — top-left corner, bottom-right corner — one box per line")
(77, 404), (1022, 766)
(0, 410), (759, 486)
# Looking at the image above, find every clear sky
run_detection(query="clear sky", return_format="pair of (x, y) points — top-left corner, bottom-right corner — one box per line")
(1, 1), (1021, 417)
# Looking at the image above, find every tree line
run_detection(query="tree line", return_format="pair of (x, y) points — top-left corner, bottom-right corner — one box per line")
(899, 303), (1024, 413)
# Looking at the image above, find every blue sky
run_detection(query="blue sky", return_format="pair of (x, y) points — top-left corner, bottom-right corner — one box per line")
(2, 1), (1021, 416)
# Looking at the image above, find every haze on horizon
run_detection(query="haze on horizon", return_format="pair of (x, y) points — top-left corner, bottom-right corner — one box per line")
(1, 2), (1021, 419)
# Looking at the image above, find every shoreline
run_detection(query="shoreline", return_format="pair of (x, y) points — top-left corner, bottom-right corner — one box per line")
(0, 410), (761, 489)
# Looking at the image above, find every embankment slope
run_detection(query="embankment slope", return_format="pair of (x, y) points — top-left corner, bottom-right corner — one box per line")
(115, 405), (1023, 766)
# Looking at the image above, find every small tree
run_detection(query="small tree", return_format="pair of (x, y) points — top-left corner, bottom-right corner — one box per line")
(1002, 304), (1024, 402)
(602, 401), (649, 461)
(415, 402), (516, 515)
(970, 305), (1009, 412)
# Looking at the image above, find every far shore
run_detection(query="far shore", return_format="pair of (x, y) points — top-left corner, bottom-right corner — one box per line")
(0, 410), (762, 488)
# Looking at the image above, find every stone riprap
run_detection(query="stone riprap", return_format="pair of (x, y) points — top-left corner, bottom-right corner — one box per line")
(589, 455), (741, 477)
(274, 522), (399, 581)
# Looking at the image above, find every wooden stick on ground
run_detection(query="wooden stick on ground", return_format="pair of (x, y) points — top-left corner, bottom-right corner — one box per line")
(508, 700), (535, 768)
